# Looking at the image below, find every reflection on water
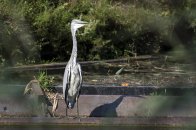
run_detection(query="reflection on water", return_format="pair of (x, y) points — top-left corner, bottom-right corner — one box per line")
(0, 125), (195, 130)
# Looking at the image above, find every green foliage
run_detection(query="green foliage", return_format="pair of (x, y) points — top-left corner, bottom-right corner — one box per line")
(36, 70), (54, 91)
(0, 0), (40, 66)
(0, 0), (195, 65)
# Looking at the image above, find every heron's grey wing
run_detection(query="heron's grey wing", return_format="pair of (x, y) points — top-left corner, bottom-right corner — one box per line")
(76, 63), (82, 98)
(63, 65), (71, 98)
(77, 63), (82, 87)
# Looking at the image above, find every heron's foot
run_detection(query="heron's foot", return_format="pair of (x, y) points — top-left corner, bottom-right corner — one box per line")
(58, 115), (65, 119)
(66, 115), (77, 119)
(66, 116), (80, 121)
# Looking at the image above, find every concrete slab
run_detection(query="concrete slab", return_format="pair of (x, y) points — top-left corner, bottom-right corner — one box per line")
(0, 80), (48, 117)
(2, 94), (196, 118)
(50, 95), (196, 117)
(1, 81), (196, 118)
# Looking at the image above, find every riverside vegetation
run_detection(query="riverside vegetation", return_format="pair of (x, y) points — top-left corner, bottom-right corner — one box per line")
(0, 0), (195, 66)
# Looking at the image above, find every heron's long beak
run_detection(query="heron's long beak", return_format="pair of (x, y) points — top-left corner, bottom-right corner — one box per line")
(78, 20), (88, 27)
(79, 20), (88, 24)
(76, 21), (88, 29)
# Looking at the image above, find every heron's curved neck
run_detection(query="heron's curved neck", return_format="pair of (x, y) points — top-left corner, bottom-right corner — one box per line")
(70, 31), (77, 63)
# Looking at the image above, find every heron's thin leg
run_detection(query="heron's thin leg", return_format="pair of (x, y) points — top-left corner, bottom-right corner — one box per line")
(77, 99), (79, 118)
(77, 99), (81, 122)
(66, 106), (68, 117)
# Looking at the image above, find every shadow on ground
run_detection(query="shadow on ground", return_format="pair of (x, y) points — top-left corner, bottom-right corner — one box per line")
(89, 95), (124, 117)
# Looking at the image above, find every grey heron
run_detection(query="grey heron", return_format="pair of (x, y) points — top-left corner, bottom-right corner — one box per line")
(63, 19), (87, 117)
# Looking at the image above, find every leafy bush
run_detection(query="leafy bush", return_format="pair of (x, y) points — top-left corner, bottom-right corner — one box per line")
(37, 70), (54, 91)
(0, 0), (40, 65)
(0, 0), (195, 65)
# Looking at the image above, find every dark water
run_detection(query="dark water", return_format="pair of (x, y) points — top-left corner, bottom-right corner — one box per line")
(0, 125), (195, 130)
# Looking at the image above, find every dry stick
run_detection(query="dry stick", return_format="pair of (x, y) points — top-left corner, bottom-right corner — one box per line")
(52, 93), (58, 116)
